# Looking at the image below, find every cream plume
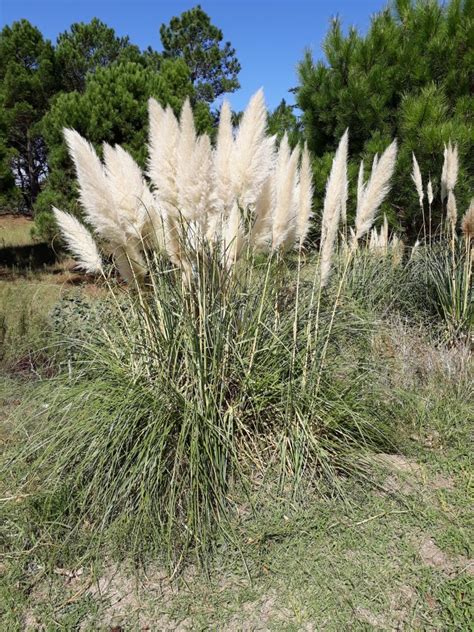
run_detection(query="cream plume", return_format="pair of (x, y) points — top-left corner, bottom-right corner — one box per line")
(446, 142), (458, 193)
(278, 145), (301, 250)
(391, 235), (404, 267)
(223, 201), (244, 268)
(192, 134), (213, 235)
(372, 153), (379, 172)
(102, 144), (158, 273)
(232, 89), (273, 209)
(427, 179), (434, 205)
(441, 145), (448, 202)
(63, 129), (122, 244)
(250, 174), (274, 252)
(357, 160), (365, 209)
(208, 100), (234, 242)
(53, 207), (102, 274)
(410, 240), (420, 260)
(295, 142), (313, 246)
(441, 142), (458, 202)
(177, 98), (198, 221)
(411, 153), (424, 208)
(319, 129), (349, 287)
(380, 214), (389, 250)
(461, 198), (474, 240)
(112, 244), (147, 285)
(148, 105), (180, 216)
(148, 98), (164, 147)
(272, 137), (300, 250)
(354, 140), (397, 240)
(103, 144), (148, 235)
(446, 190), (457, 226)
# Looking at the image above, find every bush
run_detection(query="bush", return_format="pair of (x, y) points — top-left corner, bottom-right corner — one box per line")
(19, 251), (396, 565)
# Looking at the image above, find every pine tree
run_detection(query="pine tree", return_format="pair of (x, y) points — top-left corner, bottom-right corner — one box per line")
(160, 5), (241, 103)
(0, 20), (58, 211)
(55, 18), (142, 93)
(267, 99), (301, 147)
(297, 0), (473, 238)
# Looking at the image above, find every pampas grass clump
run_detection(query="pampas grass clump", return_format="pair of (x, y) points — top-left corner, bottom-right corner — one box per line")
(55, 87), (405, 295)
(21, 247), (395, 565)
(409, 145), (473, 340)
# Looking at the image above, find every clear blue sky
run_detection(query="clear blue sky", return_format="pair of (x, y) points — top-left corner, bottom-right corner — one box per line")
(1, 0), (387, 111)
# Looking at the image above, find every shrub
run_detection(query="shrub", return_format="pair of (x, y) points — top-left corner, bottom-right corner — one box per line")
(19, 249), (396, 564)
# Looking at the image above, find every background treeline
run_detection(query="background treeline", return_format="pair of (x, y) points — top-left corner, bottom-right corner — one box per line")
(0, 0), (472, 242)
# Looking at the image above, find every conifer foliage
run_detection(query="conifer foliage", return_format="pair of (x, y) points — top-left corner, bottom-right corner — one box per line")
(297, 0), (473, 238)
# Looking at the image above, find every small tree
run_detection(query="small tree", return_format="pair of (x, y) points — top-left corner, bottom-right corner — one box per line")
(160, 5), (241, 103)
(0, 20), (59, 211)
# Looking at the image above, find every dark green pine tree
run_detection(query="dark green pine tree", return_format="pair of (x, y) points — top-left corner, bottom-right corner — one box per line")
(0, 20), (59, 212)
(267, 99), (302, 147)
(160, 5), (241, 103)
(55, 18), (143, 93)
(297, 0), (473, 239)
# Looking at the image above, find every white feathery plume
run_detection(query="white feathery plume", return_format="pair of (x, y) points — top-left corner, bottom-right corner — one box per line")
(148, 98), (164, 147)
(148, 105), (180, 216)
(250, 173), (274, 252)
(53, 207), (102, 274)
(223, 201), (244, 267)
(232, 89), (273, 209)
(63, 129), (122, 244)
(319, 129), (349, 286)
(427, 178), (434, 205)
(446, 142), (458, 193)
(103, 143), (163, 250)
(102, 144), (151, 277)
(148, 106), (182, 265)
(369, 227), (378, 251)
(447, 190), (457, 226)
(272, 140), (300, 250)
(410, 239), (421, 260)
(357, 159), (365, 209)
(441, 142), (458, 202)
(270, 133), (289, 245)
(372, 153), (379, 173)
(176, 98), (198, 221)
(280, 145), (302, 250)
(276, 133), (290, 181)
(103, 144), (147, 235)
(112, 245), (136, 284)
(380, 214), (389, 251)
(191, 134), (213, 235)
(461, 198), (474, 240)
(295, 142), (313, 247)
(340, 158), (348, 225)
(354, 139), (397, 240)
(136, 183), (166, 250)
(208, 101), (234, 242)
(411, 153), (424, 208)
(441, 144), (448, 202)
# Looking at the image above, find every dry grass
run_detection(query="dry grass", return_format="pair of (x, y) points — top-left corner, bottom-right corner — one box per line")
(0, 215), (35, 248)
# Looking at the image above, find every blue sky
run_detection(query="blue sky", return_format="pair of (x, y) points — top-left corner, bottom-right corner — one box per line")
(1, 0), (387, 111)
